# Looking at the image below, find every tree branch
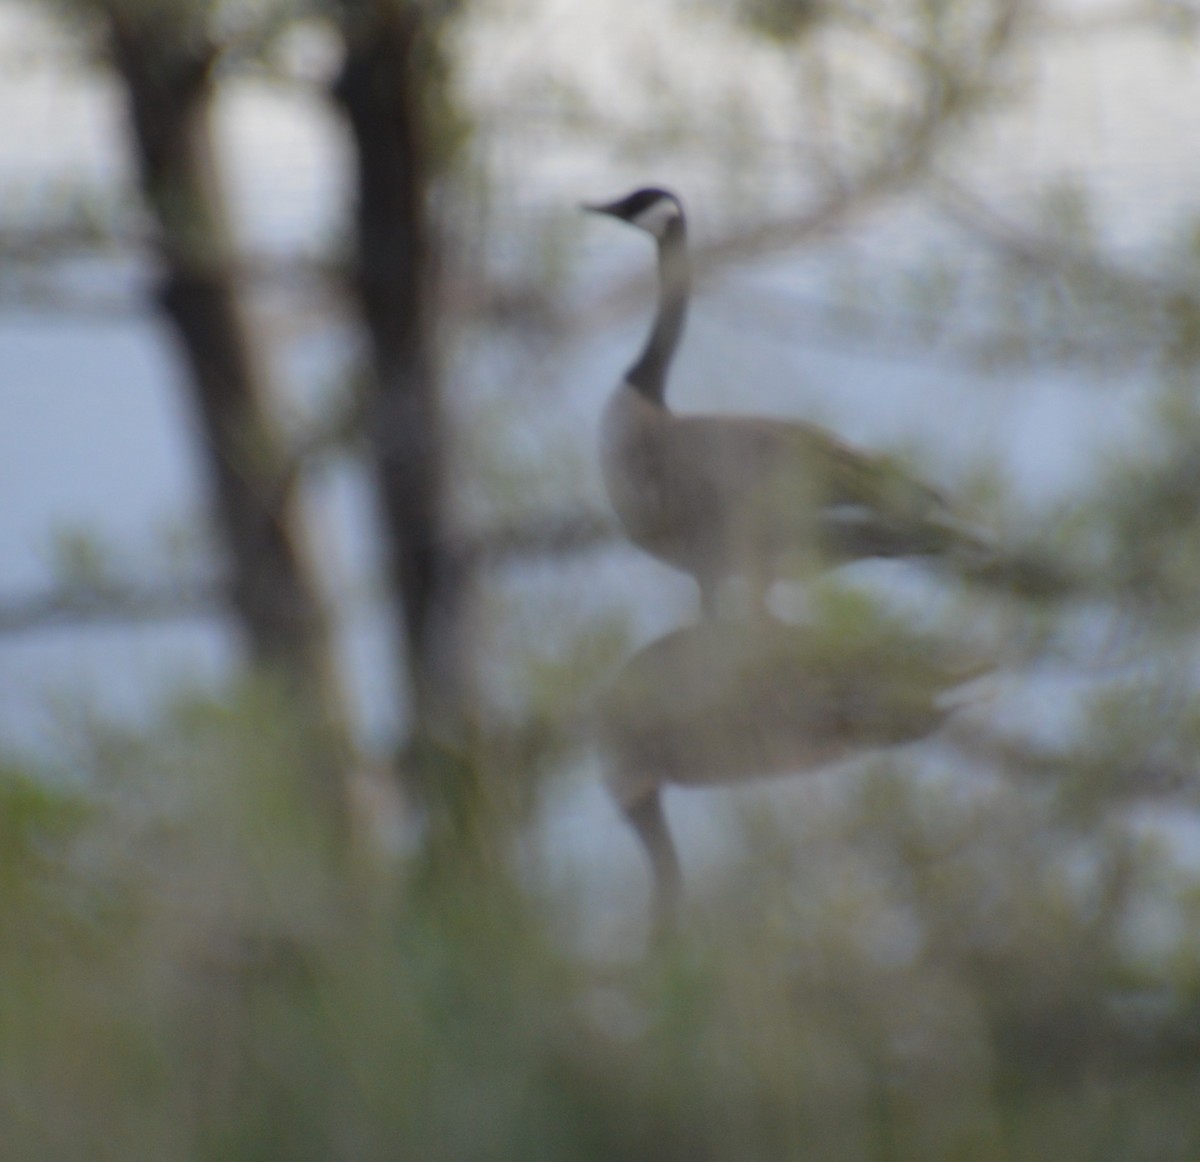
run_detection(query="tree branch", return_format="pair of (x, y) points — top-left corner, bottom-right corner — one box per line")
(0, 511), (620, 638)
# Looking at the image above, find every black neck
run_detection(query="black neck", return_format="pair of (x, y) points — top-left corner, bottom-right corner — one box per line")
(625, 217), (689, 406)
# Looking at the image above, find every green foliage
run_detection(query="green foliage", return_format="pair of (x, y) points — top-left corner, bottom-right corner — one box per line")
(1, 668), (1199, 1161)
(0, 763), (93, 928)
(732, 0), (823, 43)
(1034, 181), (1096, 249)
(48, 527), (116, 590)
(1096, 385), (1200, 612)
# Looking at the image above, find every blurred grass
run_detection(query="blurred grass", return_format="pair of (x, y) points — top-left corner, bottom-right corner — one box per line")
(2, 676), (1200, 1162)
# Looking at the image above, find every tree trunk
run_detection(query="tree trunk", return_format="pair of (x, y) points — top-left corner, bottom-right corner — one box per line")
(333, 0), (465, 744)
(103, 3), (348, 822)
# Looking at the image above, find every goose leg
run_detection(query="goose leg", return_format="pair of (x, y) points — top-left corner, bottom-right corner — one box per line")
(623, 789), (682, 937)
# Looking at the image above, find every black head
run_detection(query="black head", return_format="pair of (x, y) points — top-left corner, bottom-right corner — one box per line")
(583, 187), (685, 239)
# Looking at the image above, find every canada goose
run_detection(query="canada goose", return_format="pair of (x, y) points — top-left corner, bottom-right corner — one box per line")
(585, 187), (990, 615)
(598, 607), (987, 934)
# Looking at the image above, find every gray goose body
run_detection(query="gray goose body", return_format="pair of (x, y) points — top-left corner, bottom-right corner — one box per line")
(587, 187), (983, 613)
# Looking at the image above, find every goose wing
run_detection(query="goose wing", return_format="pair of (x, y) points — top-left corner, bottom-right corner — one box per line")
(666, 412), (980, 560)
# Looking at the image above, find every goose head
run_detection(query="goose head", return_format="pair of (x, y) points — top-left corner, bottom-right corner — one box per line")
(584, 186), (685, 240)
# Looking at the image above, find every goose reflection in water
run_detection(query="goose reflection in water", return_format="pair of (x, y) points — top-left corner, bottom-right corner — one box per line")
(597, 609), (989, 936)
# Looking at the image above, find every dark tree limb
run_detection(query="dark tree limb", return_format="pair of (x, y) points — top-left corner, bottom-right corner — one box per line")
(332, 0), (465, 742)
(100, 2), (331, 678)
(95, 0), (350, 825)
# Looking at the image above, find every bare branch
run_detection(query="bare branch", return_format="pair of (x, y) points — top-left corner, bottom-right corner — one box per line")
(0, 579), (223, 637)
(933, 180), (1169, 300)
(0, 511), (620, 639)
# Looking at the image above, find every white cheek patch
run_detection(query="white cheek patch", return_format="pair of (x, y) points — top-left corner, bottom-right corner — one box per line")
(631, 198), (681, 238)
